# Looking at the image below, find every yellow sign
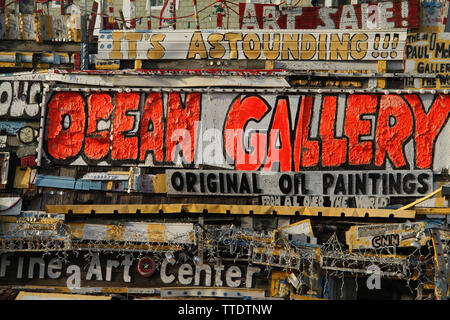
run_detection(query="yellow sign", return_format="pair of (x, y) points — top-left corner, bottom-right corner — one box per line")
(405, 32), (450, 88)
(97, 30), (406, 62)
(346, 221), (428, 251)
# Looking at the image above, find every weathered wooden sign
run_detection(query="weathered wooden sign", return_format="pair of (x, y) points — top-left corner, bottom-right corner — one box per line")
(166, 169), (432, 197)
(405, 32), (450, 88)
(345, 221), (428, 251)
(33, 171), (166, 193)
(42, 91), (450, 173)
(239, 0), (419, 30)
(277, 219), (315, 245)
(0, 253), (267, 290)
(0, 14), (80, 42)
(96, 30), (406, 61)
(419, 0), (449, 32)
(0, 152), (9, 189)
(0, 81), (42, 118)
(67, 222), (194, 244)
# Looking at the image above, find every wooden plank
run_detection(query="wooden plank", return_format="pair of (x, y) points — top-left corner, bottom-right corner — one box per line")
(0, 151), (9, 188)
(290, 294), (326, 300)
(153, 174), (167, 193)
(345, 221), (428, 251)
(0, 40), (81, 52)
(59, 167), (77, 178)
(0, 14), (80, 42)
(96, 30), (407, 61)
(9, 286), (156, 295)
(159, 287), (266, 299)
(15, 291), (112, 300)
(399, 187), (443, 210)
(415, 207), (450, 215)
(66, 221), (194, 243)
(88, 1), (99, 38)
(13, 166), (33, 189)
(95, 59), (120, 70)
(274, 60), (379, 72)
(0, 51), (69, 68)
(45, 203), (415, 218)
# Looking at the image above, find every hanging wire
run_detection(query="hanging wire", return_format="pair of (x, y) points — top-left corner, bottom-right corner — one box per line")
(1, 0), (302, 30)
(1, 211), (445, 300)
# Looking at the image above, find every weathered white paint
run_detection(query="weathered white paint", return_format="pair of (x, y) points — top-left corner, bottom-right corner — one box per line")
(0, 81), (41, 118)
(68, 222), (194, 244)
(96, 29), (407, 61)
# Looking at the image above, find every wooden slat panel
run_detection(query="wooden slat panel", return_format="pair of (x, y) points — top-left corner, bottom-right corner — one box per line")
(45, 203), (415, 218)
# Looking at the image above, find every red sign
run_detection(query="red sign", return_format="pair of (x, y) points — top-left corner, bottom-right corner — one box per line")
(223, 94), (449, 171)
(239, 0), (420, 30)
(44, 91), (450, 171)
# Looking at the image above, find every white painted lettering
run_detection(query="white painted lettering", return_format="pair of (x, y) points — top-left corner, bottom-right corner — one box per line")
(47, 258), (62, 279)
(160, 258), (176, 284)
(66, 265), (81, 290)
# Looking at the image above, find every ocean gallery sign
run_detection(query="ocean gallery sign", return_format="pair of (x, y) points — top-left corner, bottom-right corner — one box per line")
(42, 91), (450, 173)
(0, 254), (264, 290)
(166, 170), (432, 197)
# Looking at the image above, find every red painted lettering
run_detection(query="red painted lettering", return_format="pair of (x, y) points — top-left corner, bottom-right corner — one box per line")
(112, 92), (139, 160)
(139, 92), (164, 163)
(47, 92), (85, 160)
(263, 98), (292, 171)
(404, 94), (450, 169)
(293, 96), (320, 169)
(224, 96), (269, 171)
(85, 93), (114, 160)
(320, 96), (347, 167)
(45, 91), (447, 171)
(344, 94), (377, 166)
(375, 95), (413, 168)
(165, 93), (201, 164)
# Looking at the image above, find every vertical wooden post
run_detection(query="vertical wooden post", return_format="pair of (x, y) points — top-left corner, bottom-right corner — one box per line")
(193, 0), (199, 29)
(88, 1), (98, 38)
(172, 0), (176, 30)
(36, 0), (43, 14)
(130, 0), (136, 29)
(134, 59), (142, 70)
(122, 0), (136, 29)
(107, 0), (114, 29)
(197, 217), (204, 264)
(146, 0), (151, 29)
(431, 229), (448, 300)
(265, 60), (275, 70)
(80, 0), (89, 70)
(377, 60), (386, 89)
(217, 2), (223, 29)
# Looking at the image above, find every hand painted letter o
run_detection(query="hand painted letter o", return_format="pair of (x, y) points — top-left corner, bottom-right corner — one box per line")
(85, 93), (114, 160)
(47, 92), (86, 160)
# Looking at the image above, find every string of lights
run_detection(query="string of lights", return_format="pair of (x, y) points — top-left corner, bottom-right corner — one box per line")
(1, 217), (445, 299)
